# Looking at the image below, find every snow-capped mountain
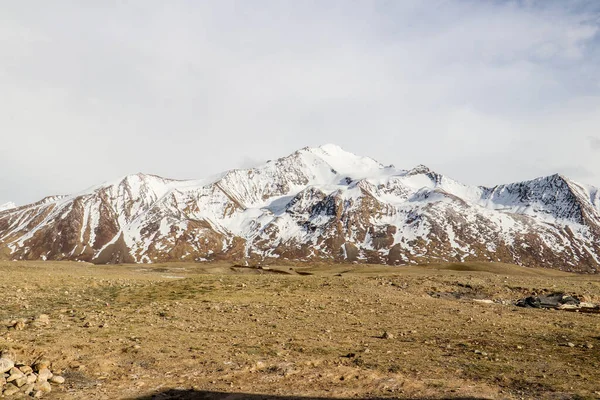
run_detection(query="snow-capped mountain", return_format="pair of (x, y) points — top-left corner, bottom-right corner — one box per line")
(1, 144), (599, 272)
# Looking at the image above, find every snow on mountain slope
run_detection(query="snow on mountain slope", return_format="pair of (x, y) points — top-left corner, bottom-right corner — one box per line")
(0, 202), (15, 212)
(478, 174), (595, 223)
(1, 144), (599, 272)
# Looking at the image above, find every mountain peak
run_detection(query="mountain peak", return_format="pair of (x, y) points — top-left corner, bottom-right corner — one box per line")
(97, 172), (180, 189)
(298, 144), (385, 176)
(315, 143), (348, 154)
(550, 173), (569, 183)
(300, 143), (356, 158)
(406, 164), (434, 176)
(122, 172), (172, 182)
(518, 173), (575, 192)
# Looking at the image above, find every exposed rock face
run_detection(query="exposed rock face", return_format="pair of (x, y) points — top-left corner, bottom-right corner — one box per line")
(1, 144), (600, 272)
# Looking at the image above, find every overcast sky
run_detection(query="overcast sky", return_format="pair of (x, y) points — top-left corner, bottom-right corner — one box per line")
(2, 0), (600, 206)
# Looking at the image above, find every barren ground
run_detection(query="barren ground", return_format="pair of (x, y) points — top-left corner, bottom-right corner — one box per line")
(1, 261), (599, 400)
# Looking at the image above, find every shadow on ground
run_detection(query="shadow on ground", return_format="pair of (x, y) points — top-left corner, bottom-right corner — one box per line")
(131, 389), (490, 400)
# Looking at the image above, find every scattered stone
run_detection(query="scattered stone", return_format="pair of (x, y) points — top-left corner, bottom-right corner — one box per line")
(12, 320), (25, 331)
(567, 342), (575, 348)
(9, 366), (24, 377)
(473, 299), (495, 304)
(584, 343), (593, 349)
(3, 383), (20, 396)
(37, 314), (50, 324)
(381, 331), (394, 339)
(516, 292), (600, 313)
(37, 368), (53, 382)
(0, 358), (15, 373)
(22, 383), (35, 395)
(0, 353), (65, 396)
(30, 314), (50, 327)
(1, 349), (16, 361)
(35, 381), (52, 393)
(516, 292), (579, 309)
(19, 365), (33, 374)
(14, 376), (28, 387)
(4, 315), (56, 332)
(7, 372), (24, 383)
(33, 359), (50, 372)
(49, 375), (65, 384)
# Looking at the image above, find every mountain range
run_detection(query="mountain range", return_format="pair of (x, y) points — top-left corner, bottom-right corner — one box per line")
(1, 144), (599, 273)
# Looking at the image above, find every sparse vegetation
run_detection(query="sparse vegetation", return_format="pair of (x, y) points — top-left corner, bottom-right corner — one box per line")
(0, 260), (599, 399)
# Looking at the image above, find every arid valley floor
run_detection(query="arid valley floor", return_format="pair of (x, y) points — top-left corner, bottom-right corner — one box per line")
(0, 261), (599, 400)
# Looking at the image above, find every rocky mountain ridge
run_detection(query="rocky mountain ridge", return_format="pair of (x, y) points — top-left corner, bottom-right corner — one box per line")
(1, 144), (599, 272)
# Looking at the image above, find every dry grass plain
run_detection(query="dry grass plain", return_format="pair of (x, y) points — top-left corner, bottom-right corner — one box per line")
(0, 260), (599, 400)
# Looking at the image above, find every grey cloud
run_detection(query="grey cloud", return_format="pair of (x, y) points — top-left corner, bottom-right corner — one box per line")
(1, 1), (600, 204)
